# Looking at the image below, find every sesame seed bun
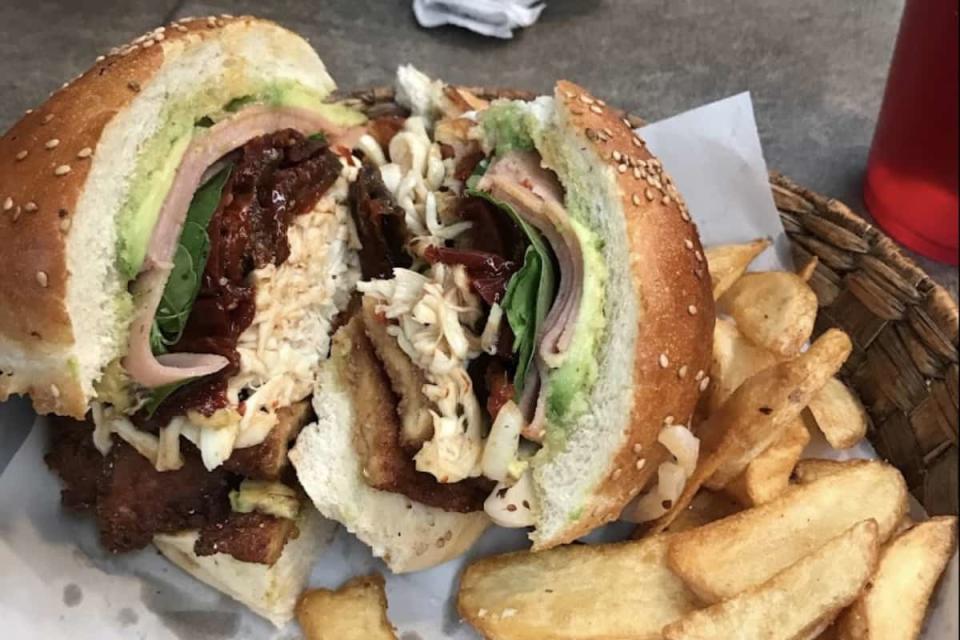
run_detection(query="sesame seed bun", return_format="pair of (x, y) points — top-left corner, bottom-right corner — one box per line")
(0, 16), (336, 417)
(527, 82), (715, 548)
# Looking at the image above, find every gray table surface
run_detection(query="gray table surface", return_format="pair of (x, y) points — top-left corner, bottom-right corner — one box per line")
(1, 0), (956, 296)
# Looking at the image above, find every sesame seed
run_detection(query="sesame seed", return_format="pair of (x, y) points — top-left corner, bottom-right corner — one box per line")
(23, 201), (38, 212)
(142, 39), (155, 48)
(54, 164), (71, 176)
(633, 167), (643, 179)
(678, 365), (689, 379)
(602, 127), (613, 138)
(632, 136), (643, 147)
(684, 238), (695, 250)
(60, 217), (72, 232)
(633, 443), (643, 454)
(45, 138), (60, 150)
(154, 32), (165, 41)
(2, 197), (11, 211)
(632, 193), (641, 206)
(664, 415), (675, 425)
(174, 24), (188, 33)
(645, 188), (655, 201)
(589, 104), (604, 114)
(695, 369), (705, 381)
(612, 150), (622, 162)
(77, 147), (93, 159)
(681, 209), (691, 222)
(612, 468), (622, 480)
(36, 271), (48, 287)
(617, 163), (628, 174)
(11, 206), (21, 221)
(699, 376), (711, 392)
(578, 94), (594, 105)
(16, 150), (28, 161)
(659, 353), (670, 368)
(50, 384), (60, 399)
(564, 90), (576, 99)
(43, 114), (54, 124)
(695, 250), (704, 262)
(622, 118), (632, 128)
(661, 195), (671, 205)
(595, 99), (607, 107)
(636, 459), (647, 471)
(688, 305), (698, 315)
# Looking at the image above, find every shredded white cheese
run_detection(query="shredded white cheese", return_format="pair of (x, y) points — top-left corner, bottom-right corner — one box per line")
(359, 263), (493, 483)
(367, 117), (472, 253)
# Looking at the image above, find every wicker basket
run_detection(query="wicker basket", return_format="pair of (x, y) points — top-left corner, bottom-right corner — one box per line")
(339, 86), (960, 517)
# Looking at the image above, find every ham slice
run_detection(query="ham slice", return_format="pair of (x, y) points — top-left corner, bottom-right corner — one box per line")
(124, 106), (356, 389)
(477, 152), (583, 371)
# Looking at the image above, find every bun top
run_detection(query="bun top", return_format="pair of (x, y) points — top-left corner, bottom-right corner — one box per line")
(0, 16), (333, 417)
(0, 17), (245, 347)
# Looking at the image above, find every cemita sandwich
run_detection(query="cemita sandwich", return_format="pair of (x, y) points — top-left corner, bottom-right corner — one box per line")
(289, 65), (715, 560)
(0, 15), (715, 625)
(0, 16), (365, 625)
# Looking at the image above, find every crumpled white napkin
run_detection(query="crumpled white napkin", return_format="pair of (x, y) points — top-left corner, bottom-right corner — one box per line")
(413, 0), (546, 39)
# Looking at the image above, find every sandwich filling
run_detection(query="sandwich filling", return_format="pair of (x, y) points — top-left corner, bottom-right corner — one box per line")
(49, 100), (363, 564)
(335, 69), (615, 527)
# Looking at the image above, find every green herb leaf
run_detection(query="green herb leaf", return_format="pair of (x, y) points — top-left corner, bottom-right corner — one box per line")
(143, 165), (231, 410)
(467, 187), (557, 395)
(149, 165), (231, 353)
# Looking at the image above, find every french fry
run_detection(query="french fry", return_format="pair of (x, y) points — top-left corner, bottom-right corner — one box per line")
(643, 330), (852, 534)
(458, 535), (699, 640)
(705, 329), (851, 489)
(719, 271), (818, 357)
(806, 377), (869, 449)
(792, 458), (870, 484)
(708, 318), (779, 413)
(829, 516), (958, 640)
(296, 574), (397, 640)
(667, 461), (907, 603)
(704, 239), (771, 301)
(724, 417), (810, 507)
(662, 520), (880, 640)
(662, 490), (741, 534)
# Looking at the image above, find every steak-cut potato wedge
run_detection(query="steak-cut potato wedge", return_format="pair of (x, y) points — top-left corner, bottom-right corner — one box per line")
(724, 417), (810, 507)
(704, 239), (771, 301)
(662, 520), (880, 640)
(806, 377), (869, 450)
(667, 461), (907, 603)
(719, 271), (818, 357)
(458, 535), (699, 640)
(708, 318), (779, 414)
(828, 516), (958, 640)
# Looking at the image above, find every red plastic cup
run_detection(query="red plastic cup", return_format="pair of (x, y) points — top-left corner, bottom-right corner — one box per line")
(863, 0), (959, 265)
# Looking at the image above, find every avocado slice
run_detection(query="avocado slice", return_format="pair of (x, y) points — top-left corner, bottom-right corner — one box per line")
(116, 81), (367, 280)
